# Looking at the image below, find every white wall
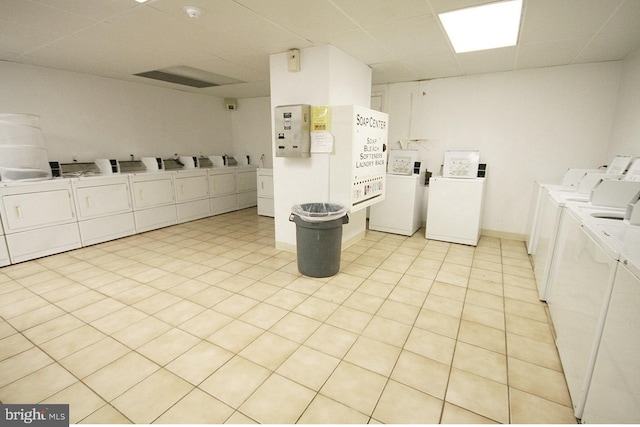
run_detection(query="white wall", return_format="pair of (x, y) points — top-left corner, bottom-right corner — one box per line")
(608, 47), (640, 158)
(374, 62), (622, 238)
(231, 97), (273, 168)
(2, 56), (633, 242)
(0, 61), (233, 162)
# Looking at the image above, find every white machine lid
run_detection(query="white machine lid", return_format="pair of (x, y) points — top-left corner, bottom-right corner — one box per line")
(623, 158), (640, 181)
(388, 150), (418, 175)
(607, 155), (633, 175)
(443, 150), (480, 178)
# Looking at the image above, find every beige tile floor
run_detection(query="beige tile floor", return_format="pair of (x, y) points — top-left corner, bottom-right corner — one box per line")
(0, 208), (577, 424)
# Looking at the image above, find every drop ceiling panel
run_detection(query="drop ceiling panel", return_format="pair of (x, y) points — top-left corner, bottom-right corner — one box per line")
(312, 29), (395, 65)
(401, 55), (464, 80)
(456, 46), (518, 75)
(0, 21), (58, 56)
(367, 15), (452, 59)
(576, 32), (640, 64)
(520, 0), (624, 44)
(29, 0), (136, 21)
(44, 21), (202, 75)
(0, 1), (98, 38)
(234, 0), (359, 40)
(146, 0), (277, 36)
(186, 57), (267, 83)
(370, 62), (419, 85)
(0, 0), (639, 99)
(516, 39), (586, 69)
(203, 18), (311, 57)
(599, 0), (640, 34)
(103, 4), (193, 39)
(332, 0), (433, 27)
(15, 44), (129, 78)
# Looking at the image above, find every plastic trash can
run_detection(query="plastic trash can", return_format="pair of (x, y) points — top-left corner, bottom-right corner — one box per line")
(289, 203), (349, 278)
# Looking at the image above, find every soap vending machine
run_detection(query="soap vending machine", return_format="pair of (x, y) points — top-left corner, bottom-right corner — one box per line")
(328, 105), (388, 212)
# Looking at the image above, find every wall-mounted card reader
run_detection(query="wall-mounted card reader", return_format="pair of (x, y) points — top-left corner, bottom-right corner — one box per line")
(275, 104), (310, 158)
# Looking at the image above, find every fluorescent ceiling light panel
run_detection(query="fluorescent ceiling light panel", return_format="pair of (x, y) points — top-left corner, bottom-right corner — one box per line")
(439, 0), (523, 53)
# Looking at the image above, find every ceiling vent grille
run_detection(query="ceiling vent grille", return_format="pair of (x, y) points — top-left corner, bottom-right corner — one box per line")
(134, 66), (243, 88)
(135, 70), (217, 88)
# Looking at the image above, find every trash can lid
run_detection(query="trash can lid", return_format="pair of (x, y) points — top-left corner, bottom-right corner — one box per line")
(291, 202), (348, 222)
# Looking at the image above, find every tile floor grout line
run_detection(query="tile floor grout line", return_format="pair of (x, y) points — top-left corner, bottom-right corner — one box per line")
(500, 238), (516, 424)
(366, 249), (443, 423)
(437, 242), (474, 424)
(0, 211), (576, 423)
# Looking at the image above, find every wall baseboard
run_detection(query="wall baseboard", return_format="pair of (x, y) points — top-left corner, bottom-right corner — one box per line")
(480, 229), (526, 242)
(419, 222), (526, 243)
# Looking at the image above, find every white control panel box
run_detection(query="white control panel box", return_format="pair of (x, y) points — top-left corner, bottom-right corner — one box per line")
(274, 104), (311, 158)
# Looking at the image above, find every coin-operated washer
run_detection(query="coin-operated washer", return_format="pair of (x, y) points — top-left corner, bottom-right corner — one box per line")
(426, 150), (487, 246)
(369, 150), (425, 236)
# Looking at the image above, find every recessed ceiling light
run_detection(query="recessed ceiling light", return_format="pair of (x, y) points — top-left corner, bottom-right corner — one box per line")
(439, 0), (523, 53)
(135, 0), (151, 3)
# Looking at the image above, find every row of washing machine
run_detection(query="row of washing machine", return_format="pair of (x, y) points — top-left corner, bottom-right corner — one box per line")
(525, 155), (640, 423)
(0, 158), (258, 266)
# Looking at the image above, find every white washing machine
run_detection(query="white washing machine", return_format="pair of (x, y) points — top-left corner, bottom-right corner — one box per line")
(546, 203), (625, 418)
(532, 183), (630, 301)
(71, 174), (135, 246)
(582, 225), (640, 423)
(0, 178), (82, 263)
(526, 159), (628, 256)
(425, 176), (485, 246)
(425, 149), (486, 246)
(369, 173), (424, 236)
(532, 187), (595, 300)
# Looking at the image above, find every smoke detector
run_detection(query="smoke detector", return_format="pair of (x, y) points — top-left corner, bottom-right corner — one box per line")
(183, 6), (202, 18)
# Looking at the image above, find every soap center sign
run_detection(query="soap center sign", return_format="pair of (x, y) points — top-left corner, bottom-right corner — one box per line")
(352, 108), (388, 207)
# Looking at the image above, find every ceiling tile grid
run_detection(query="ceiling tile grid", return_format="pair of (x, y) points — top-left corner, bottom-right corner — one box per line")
(0, 0), (638, 98)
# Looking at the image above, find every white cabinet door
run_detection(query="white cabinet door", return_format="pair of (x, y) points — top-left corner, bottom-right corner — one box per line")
(75, 183), (131, 219)
(211, 194), (237, 215)
(134, 205), (177, 233)
(175, 174), (209, 202)
(0, 235), (9, 267)
(209, 173), (235, 196)
(131, 178), (174, 209)
(425, 177), (485, 246)
(237, 170), (257, 192)
(370, 174), (422, 236)
(237, 191), (257, 209)
(582, 263), (640, 423)
(547, 211), (618, 418)
(1, 189), (76, 231)
(78, 212), (136, 246)
(257, 174), (274, 198)
(6, 222), (81, 264)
